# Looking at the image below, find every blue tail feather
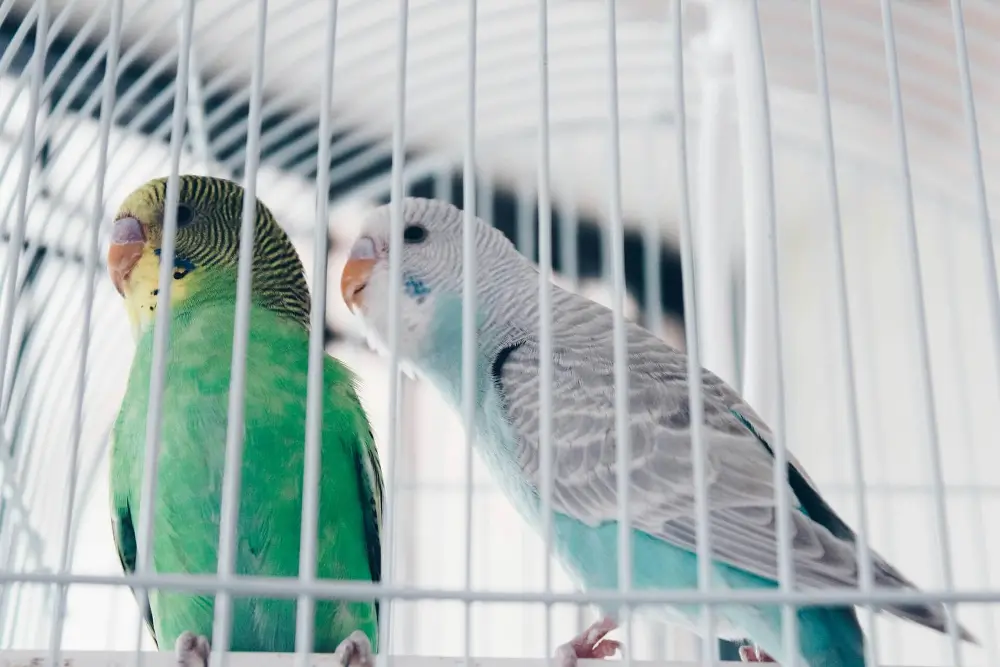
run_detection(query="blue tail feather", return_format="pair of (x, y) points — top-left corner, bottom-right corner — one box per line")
(717, 562), (866, 667)
(552, 515), (868, 667)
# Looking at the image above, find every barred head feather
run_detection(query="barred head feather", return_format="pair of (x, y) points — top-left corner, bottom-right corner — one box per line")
(111, 175), (311, 332)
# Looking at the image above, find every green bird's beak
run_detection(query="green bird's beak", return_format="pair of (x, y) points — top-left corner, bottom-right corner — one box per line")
(108, 215), (146, 297)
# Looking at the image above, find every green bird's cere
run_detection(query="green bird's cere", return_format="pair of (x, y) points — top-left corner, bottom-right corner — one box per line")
(107, 175), (383, 665)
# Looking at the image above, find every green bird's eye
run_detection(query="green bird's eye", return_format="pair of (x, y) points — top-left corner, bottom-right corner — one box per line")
(176, 203), (195, 228)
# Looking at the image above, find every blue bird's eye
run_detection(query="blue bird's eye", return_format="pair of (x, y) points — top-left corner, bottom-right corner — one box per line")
(403, 224), (427, 244)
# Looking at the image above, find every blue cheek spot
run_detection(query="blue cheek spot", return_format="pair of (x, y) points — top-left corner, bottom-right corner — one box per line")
(175, 257), (196, 272)
(403, 274), (432, 304)
(153, 249), (197, 274)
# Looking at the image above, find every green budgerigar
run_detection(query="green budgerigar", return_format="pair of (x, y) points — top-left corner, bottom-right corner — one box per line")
(107, 175), (383, 667)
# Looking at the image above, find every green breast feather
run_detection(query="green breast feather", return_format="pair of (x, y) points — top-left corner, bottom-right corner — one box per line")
(109, 296), (383, 652)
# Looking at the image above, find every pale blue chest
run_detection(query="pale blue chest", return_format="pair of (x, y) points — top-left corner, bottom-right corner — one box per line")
(419, 296), (542, 522)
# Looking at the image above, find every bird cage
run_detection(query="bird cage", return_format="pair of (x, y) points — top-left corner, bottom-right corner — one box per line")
(0, 1), (999, 667)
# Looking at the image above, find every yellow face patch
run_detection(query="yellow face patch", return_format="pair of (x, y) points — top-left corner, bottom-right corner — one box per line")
(120, 245), (197, 340)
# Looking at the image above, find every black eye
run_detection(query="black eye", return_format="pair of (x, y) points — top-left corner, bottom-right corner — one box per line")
(403, 224), (427, 244)
(175, 203), (195, 228)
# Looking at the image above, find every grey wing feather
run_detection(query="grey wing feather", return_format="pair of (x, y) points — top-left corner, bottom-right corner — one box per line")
(495, 287), (974, 642)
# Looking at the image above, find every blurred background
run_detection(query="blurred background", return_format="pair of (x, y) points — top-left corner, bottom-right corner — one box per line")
(2, 0), (1000, 665)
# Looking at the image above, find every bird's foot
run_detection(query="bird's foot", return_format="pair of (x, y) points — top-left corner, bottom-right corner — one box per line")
(739, 645), (776, 663)
(334, 630), (376, 667)
(175, 632), (211, 667)
(555, 616), (622, 667)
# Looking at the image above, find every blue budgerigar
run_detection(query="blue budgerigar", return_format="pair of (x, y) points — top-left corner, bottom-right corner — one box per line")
(338, 198), (977, 667)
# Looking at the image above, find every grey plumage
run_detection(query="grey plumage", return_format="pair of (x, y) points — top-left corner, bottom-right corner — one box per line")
(347, 196), (976, 647)
(494, 289), (973, 640)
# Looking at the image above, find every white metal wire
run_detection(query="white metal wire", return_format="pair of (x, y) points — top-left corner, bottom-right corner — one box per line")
(670, 3), (714, 667)
(132, 2), (196, 665)
(807, 2), (879, 666)
(878, 1), (962, 664)
(461, 2), (478, 666)
(945, 1), (1000, 656)
(724, 2), (797, 665)
(601, 1), (634, 663)
(210, 0), (268, 663)
(379, 0), (410, 664)
(534, 0), (554, 658)
(294, 0), (339, 663)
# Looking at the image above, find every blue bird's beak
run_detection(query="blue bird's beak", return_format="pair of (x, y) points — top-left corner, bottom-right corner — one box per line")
(341, 236), (378, 312)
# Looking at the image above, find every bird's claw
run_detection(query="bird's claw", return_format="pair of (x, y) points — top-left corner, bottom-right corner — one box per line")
(555, 617), (622, 667)
(739, 645), (776, 663)
(334, 630), (376, 667)
(175, 631), (211, 667)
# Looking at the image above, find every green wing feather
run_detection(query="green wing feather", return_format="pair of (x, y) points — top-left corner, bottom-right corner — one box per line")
(109, 474), (158, 647)
(354, 426), (383, 622)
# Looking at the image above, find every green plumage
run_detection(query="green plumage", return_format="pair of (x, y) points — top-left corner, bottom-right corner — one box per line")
(108, 176), (382, 653)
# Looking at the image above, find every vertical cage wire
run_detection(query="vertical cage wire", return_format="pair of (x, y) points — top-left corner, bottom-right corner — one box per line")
(131, 2), (196, 666)
(379, 0), (410, 663)
(877, 0), (962, 663)
(294, 0), (339, 663)
(948, 1), (1000, 391)
(670, 2), (715, 667)
(211, 0), (269, 662)
(461, 0), (478, 665)
(534, 0), (554, 658)
(602, 3), (634, 664)
(946, 8), (1000, 661)
(724, 0), (797, 664)
(807, 2), (880, 667)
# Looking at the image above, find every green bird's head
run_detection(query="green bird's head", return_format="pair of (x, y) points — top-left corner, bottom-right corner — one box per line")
(106, 175), (311, 338)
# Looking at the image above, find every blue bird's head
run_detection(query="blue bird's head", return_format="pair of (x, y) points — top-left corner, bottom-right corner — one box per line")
(340, 197), (534, 375)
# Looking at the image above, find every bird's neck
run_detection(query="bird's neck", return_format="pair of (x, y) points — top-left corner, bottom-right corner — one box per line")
(130, 267), (312, 339)
(418, 262), (555, 401)
(420, 295), (511, 398)
(474, 256), (552, 338)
